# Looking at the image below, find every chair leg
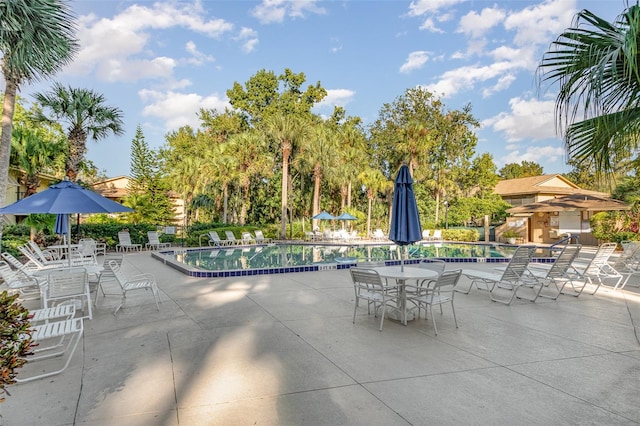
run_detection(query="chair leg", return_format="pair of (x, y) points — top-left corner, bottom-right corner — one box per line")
(451, 300), (458, 329)
(430, 305), (438, 335)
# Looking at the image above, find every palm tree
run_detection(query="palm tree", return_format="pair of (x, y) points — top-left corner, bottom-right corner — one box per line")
(358, 167), (390, 238)
(295, 123), (338, 229)
(32, 83), (124, 181)
(539, 5), (640, 174)
(264, 114), (307, 239)
(10, 125), (65, 196)
(0, 0), (77, 206)
(226, 131), (269, 225)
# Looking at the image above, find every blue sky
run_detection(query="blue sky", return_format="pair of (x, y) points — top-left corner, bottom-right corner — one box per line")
(18, 0), (621, 178)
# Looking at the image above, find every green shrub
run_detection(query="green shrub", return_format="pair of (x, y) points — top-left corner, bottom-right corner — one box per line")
(0, 291), (35, 401)
(442, 228), (479, 242)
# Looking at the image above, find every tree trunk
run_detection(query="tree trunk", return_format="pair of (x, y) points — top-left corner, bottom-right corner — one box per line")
(0, 77), (18, 208)
(222, 184), (228, 224)
(367, 196), (372, 238)
(66, 130), (87, 182)
(347, 181), (352, 208)
(312, 163), (321, 230)
(280, 142), (291, 239)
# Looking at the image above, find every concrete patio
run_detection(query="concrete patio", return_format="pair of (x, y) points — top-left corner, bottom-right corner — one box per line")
(2, 251), (639, 425)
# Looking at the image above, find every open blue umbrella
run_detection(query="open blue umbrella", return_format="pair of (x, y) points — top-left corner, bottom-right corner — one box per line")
(312, 211), (335, 220)
(389, 164), (422, 270)
(0, 180), (133, 264)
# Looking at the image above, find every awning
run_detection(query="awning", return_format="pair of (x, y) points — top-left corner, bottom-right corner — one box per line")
(507, 194), (630, 214)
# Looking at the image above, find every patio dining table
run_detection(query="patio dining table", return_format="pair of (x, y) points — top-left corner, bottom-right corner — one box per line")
(47, 244), (80, 259)
(371, 265), (438, 325)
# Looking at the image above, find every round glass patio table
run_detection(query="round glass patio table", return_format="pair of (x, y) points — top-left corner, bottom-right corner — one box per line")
(370, 265), (438, 325)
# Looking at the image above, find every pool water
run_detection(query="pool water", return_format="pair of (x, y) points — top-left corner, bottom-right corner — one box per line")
(154, 242), (525, 278)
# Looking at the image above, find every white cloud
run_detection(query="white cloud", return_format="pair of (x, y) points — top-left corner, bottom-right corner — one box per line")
(314, 89), (356, 110)
(400, 51), (430, 74)
(184, 41), (215, 66)
(425, 61), (515, 98)
(66, 2), (233, 82)
(139, 89), (230, 130)
(252, 0), (326, 24)
(482, 96), (557, 142)
(419, 17), (444, 33)
(503, 0), (577, 47)
(499, 145), (566, 167)
(235, 27), (259, 53)
(458, 6), (506, 38)
(407, 0), (466, 16)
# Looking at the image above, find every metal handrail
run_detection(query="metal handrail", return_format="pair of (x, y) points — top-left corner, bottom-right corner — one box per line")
(548, 233), (580, 256)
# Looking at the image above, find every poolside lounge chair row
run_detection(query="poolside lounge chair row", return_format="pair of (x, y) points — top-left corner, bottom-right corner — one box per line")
(458, 242), (626, 305)
(200, 230), (272, 247)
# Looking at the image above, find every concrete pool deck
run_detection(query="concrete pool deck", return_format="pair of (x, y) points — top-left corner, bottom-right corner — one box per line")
(2, 251), (640, 425)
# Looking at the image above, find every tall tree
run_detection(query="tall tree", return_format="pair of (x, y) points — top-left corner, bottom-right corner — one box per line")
(539, 4), (640, 174)
(264, 114), (307, 238)
(498, 161), (544, 179)
(296, 121), (338, 228)
(0, 0), (77, 207)
(32, 84), (124, 181)
(128, 125), (155, 195)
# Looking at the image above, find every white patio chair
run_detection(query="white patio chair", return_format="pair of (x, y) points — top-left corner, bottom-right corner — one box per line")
(70, 238), (98, 264)
(116, 231), (142, 252)
(146, 231), (171, 250)
(43, 268), (92, 320)
(422, 229), (431, 240)
(15, 317), (84, 383)
(406, 269), (462, 335)
(109, 260), (161, 315)
(199, 230), (231, 247)
(93, 252), (125, 306)
(350, 267), (398, 331)
(460, 245), (541, 304)
(528, 245), (582, 300)
(430, 229), (443, 241)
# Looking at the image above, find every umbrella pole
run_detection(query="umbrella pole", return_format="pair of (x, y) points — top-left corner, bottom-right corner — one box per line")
(67, 214), (72, 267)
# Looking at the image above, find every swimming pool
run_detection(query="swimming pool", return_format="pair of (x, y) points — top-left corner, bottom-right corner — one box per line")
(151, 242), (550, 278)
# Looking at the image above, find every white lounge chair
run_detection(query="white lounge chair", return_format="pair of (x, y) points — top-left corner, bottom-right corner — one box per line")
(15, 317), (84, 383)
(430, 229), (443, 241)
(145, 231), (171, 250)
(460, 245), (540, 304)
(254, 230), (272, 244)
(225, 230), (241, 245)
(528, 245), (582, 300)
(241, 232), (256, 245)
(116, 231), (142, 252)
(372, 229), (386, 241)
(0, 260), (42, 300)
(562, 242), (622, 296)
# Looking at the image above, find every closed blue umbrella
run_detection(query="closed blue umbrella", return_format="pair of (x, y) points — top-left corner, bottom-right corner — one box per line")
(54, 213), (69, 235)
(0, 180), (133, 264)
(389, 164), (422, 270)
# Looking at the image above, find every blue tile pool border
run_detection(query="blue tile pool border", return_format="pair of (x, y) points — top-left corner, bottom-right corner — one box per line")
(151, 245), (557, 278)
